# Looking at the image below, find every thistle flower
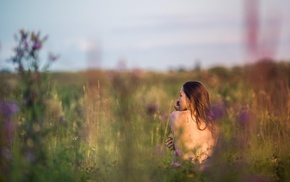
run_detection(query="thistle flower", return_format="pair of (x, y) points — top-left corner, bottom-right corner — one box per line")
(209, 102), (225, 120)
(239, 109), (250, 123)
(0, 101), (19, 119)
(174, 149), (181, 156)
(32, 41), (42, 50)
(23, 40), (29, 47)
(171, 162), (180, 167)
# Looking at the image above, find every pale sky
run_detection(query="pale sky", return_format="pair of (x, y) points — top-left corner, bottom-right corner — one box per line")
(0, 0), (289, 71)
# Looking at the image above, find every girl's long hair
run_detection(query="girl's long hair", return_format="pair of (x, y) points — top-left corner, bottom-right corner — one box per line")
(183, 81), (213, 131)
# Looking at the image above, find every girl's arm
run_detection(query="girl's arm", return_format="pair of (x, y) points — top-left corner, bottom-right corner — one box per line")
(165, 100), (182, 151)
(165, 111), (180, 151)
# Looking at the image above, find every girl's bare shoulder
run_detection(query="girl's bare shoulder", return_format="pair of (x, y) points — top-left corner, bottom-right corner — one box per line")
(170, 110), (186, 118)
(170, 110), (190, 124)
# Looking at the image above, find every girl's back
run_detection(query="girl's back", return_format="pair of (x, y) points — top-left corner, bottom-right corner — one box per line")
(170, 110), (215, 163)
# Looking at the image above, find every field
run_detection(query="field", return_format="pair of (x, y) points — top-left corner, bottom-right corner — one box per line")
(1, 59), (289, 181)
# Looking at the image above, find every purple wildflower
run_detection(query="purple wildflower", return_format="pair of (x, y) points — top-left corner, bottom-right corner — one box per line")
(171, 162), (181, 167)
(239, 110), (250, 123)
(174, 149), (181, 156)
(24, 40), (29, 47)
(209, 102), (225, 120)
(32, 42), (41, 50)
(1, 101), (19, 119)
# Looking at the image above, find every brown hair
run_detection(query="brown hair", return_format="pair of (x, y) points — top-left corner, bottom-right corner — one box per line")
(183, 81), (212, 131)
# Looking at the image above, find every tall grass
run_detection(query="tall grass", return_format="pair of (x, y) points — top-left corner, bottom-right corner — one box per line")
(1, 30), (290, 181)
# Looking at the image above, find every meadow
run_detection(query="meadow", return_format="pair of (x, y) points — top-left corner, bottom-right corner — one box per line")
(1, 31), (290, 181)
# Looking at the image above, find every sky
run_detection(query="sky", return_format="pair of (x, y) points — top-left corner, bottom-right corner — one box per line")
(0, 0), (289, 71)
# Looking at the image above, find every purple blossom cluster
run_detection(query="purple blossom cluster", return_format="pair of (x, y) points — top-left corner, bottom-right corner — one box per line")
(0, 101), (18, 146)
(174, 149), (181, 156)
(171, 162), (181, 167)
(208, 102), (226, 121)
(237, 106), (252, 128)
(238, 109), (251, 123)
(11, 29), (58, 72)
(0, 101), (19, 119)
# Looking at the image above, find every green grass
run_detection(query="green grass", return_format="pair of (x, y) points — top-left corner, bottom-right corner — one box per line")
(1, 61), (290, 181)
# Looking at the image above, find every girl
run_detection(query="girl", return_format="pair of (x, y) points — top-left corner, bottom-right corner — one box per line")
(166, 81), (217, 164)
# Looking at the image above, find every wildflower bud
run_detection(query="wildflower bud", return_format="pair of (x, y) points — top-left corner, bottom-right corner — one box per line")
(174, 149), (181, 156)
(32, 42), (41, 50)
(24, 40), (29, 47)
(171, 162), (180, 167)
(0, 101), (19, 119)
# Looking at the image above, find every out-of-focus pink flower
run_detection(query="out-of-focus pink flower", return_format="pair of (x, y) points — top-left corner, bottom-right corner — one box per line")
(239, 110), (250, 123)
(0, 101), (19, 119)
(209, 102), (225, 120)
(174, 149), (181, 156)
(171, 162), (180, 167)
(32, 42), (41, 50)
(24, 40), (29, 47)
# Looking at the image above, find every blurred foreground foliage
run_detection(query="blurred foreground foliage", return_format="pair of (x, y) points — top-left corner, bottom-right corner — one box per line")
(1, 30), (290, 182)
